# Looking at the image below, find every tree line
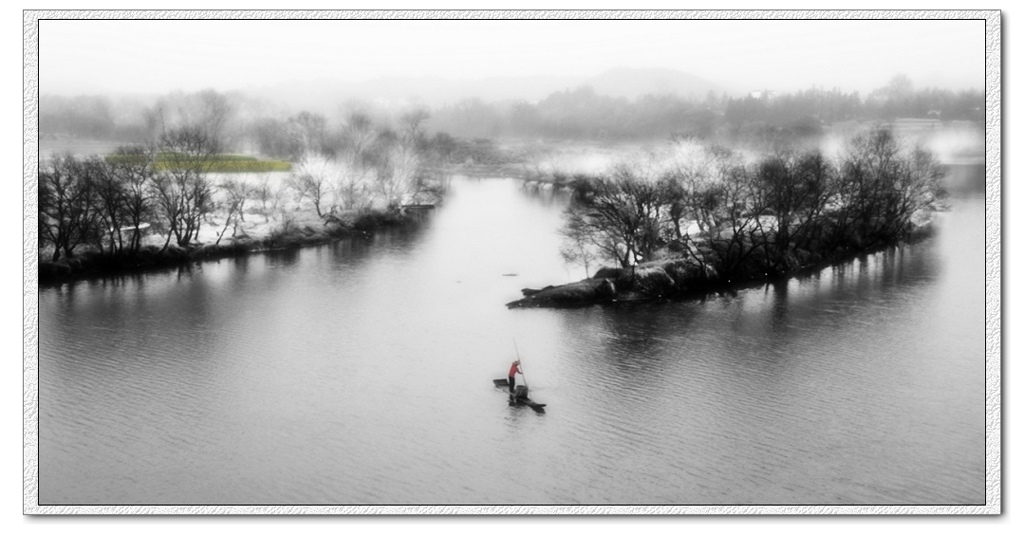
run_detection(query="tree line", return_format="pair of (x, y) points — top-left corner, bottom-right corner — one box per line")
(559, 128), (948, 282)
(430, 77), (982, 143)
(41, 77), (983, 150)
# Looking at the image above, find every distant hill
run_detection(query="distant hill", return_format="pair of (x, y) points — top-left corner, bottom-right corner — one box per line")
(581, 68), (731, 101)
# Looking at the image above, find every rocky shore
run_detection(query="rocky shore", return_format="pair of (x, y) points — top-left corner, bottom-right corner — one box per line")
(507, 259), (715, 309)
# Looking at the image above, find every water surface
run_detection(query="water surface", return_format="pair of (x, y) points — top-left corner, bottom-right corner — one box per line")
(38, 169), (986, 506)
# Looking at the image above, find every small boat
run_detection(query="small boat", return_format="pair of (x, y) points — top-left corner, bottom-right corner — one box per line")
(493, 378), (546, 411)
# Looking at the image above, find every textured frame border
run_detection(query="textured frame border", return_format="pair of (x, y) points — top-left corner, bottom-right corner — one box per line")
(22, 9), (1002, 515)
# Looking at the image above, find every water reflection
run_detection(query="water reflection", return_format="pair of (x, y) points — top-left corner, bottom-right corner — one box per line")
(264, 247), (300, 267)
(765, 280), (791, 330)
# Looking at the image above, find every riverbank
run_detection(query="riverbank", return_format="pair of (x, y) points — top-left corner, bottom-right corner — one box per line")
(506, 223), (937, 309)
(37, 206), (430, 284)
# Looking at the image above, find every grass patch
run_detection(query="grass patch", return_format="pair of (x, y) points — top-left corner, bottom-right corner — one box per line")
(106, 153), (292, 173)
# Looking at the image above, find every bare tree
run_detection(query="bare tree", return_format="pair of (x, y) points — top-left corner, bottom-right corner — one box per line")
(38, 154), (100, 261)
(153, 125), (218, 249)
(562, 165), (666, 271)
(289, 111), (330, 157)
(214, 177), (255, 246)
(331, 160), (371, 210)
(288, 154), (333, 217)
(399, 108), (430, 143)
(149, 172), (184, 252)
(87, 155), (128, 256)
(252, 117), (304, 160)
(378, 140), (421, 209)
(152, 89), (234, 152)
(107, 145), (157, 255)
(780, 150), (836, 260)
(254, 174), (287, 222)
(429, 132), (457, 165)
(839, 127), (910, 247)
(341, 112), (376, 168)
(559, 211), (598, 277)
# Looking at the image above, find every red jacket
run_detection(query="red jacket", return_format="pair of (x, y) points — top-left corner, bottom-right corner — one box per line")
(508, 362), (521, 377)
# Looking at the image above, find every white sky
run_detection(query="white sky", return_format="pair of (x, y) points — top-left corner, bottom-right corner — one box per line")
(36, 16), (986, 97)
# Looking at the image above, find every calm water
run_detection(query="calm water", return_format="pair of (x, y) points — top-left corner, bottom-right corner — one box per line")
(37, 168), (987, 506)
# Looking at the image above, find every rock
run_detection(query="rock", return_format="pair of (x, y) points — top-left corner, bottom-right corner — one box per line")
(593, 266), (622, 279)
(522, 285), (555, 296)
(508, 279), (616, 308)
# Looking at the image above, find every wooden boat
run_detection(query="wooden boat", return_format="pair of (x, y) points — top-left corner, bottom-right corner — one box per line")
(493, 379), (546, 411)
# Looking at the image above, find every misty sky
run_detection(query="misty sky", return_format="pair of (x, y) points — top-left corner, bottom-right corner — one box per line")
(38, 16), (986, 98)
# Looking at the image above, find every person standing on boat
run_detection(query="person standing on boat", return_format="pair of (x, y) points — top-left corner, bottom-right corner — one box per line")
(508, 359), (522, 395)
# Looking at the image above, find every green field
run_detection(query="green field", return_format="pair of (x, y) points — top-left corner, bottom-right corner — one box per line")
(106, 153), (292, 173)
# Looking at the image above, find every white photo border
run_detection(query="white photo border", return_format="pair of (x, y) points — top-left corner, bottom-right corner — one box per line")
(22, 8), (1002, 516)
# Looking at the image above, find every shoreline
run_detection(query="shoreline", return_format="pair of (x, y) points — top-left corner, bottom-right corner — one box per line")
(36, 207), (427, 286)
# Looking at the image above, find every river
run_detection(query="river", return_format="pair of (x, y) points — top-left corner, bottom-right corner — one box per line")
(37, 166), (986, 507)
